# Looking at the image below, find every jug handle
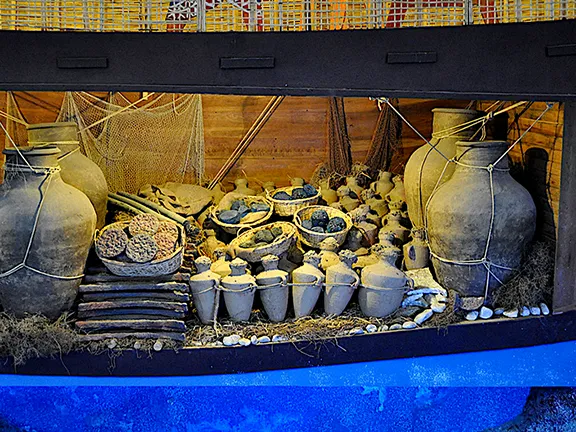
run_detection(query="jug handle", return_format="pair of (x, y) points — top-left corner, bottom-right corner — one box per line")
(405, 277), (415, 292)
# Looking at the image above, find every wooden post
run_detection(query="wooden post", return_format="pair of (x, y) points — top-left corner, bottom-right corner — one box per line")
(554, 102), (576, 314)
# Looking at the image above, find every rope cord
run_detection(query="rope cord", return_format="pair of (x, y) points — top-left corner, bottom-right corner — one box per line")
(379, 98), (555, 301)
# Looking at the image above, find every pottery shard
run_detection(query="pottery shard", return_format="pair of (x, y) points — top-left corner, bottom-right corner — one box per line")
(126, 234), (159, 263)
(154, 232), (177, 260)
(96, 227), (129, 258)
(129, 214), (160, 236)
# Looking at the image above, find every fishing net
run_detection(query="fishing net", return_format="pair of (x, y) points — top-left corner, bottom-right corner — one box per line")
(3, 92), (28, 150)
(56, 91), (205, 193)
(363, 98), (402, 174)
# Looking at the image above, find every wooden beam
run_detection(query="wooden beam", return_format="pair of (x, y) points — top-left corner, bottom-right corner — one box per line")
(553, 102), (574, 314)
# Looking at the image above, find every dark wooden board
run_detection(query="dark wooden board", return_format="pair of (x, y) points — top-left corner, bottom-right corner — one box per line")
(79, 282), (189, 293)
(83, 271), (190, 284)
(81, 291), (190, 302)
(78, 301), (188, 313)
(77, 309), (186, 320)
(75, 319), (186, 332)
(77, 332), (186, 342)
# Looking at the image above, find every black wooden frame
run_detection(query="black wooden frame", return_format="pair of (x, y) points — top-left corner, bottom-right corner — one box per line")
(0, 19), (575, 375)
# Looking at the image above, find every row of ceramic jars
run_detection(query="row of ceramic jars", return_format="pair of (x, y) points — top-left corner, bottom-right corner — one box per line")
(189, 244), (413, 324)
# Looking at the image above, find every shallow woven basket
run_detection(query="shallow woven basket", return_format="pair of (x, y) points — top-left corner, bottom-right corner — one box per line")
(293, 205), (353, 248)
(267, 186), (320, 217)
(229, 222), (298, 263)
(210, 196), (274, 235)
(96, 221), (186, 277)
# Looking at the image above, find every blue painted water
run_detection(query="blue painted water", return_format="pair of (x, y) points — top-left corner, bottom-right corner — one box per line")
(0, 341), (574, 431)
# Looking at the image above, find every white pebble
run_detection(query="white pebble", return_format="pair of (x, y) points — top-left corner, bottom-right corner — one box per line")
(366, 324), (377, 333)
(402, 321), (417, 329)
(213, 341), (224, 347)
(530, 306), (541, 316)
(430, 296), (447, 313)
(465, 311), (479, 321)
(479, 306), (494, 320)
(540, 303), (550, 316)
(250, 335), (258, 344)
(378, 325), (389, 332)
(257, 336), (271, 344)
(494, 308), (505, 316)
(521, 306), (530, 317)
(107, 339), (117, 349)
(222, 336), (238, 346)
(133, 341), (142, 350)
(229, 334), (241, 344)
(272, 334), (286, 342)
(503, 309), (519, 318)
(153, 340), (163, 352)
(349, 327), (364, 335)
(389, 324), (402, 330)
(436, 295), (448, 304)
(414, 309), (433, 325)
(239, 338), (251, 346)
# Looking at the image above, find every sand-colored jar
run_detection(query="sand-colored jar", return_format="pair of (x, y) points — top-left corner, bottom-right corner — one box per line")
(256, 255), (289, 322)
(292, 251), (325, 318)
(189, 256), (220, 324)
(319, 237), (341, 271)
(319, 179), (338, 205)
(371, 171), (394, 197)
(211, 247), (232, 278)
(403, 229), (430, 270)
(233, 178), (256, 196)
(221, 258), (256, 322)
(324, 250), (359, 316)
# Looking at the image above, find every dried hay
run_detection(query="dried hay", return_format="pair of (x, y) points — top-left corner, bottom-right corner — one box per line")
(492, 241), (555, 310)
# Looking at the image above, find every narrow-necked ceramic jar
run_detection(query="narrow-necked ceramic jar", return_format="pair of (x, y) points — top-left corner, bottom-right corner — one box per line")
(324, 250), (359, 315)
(256, 255), (289, 322)
(292, 251), (325, 318)
(221, 258), (256, 322)
(403, 229), (430, 270)
(189, 256), (221, 324)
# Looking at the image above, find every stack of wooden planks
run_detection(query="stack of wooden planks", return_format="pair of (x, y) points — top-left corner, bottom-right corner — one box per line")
(75, 269), (191, 343)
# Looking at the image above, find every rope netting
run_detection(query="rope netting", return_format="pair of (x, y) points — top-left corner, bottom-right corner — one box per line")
(379, 97), (555, 300)
(57, 91), (205, 193)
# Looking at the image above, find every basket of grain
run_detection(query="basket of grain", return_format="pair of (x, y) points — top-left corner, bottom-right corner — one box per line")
(293, 205), (352, 248)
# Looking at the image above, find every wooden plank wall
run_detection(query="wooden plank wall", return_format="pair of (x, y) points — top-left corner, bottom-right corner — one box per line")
(0, 92), (562, 242)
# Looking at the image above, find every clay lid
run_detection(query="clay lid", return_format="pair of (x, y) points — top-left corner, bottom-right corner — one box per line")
(303, 250), (321, 264)
(195, 256), (212, 270)
(229, 258), (248, 269)
(3, 145), (61, 156)
(262, 254), (279, 264)
(338, 249), (358, 264)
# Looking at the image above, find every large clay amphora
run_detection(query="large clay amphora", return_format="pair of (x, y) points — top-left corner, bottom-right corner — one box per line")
(404, 108), (482, 229)
(360, 245), (412, 317)
(256, 255), (289, 322)
(292, 251), (325, 318)
(324, 250), (359, 316)
(0, 146), (96, 318)
(221, 258), (256, 321)
(27, 122), (108, 229)
(426, 141), (536, 297)
(189, 256), (221, 324)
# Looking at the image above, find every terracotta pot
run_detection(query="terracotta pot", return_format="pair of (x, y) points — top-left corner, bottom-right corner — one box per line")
(221, 258), (256, 321)
(189, 256), (220, 324)
(319, 179), (338, 205)
(381, 211), (409, 245)
(233, 178), (256, 196)
(426, 141), (536, 297)
(360, 246), (412, 317)
(346, 176), (364, 198)
(256, 255), (289, 322)
(324, 250), (359, 315)
(319, 237), (340, 271)
(385, 175), (406, 202)
(27, 122), (108, 229)
(370, 171), (394, 197)
(0, 146), (96, 318)
(404, 108), (482, 229)
(403, 229), (430, 270)
(292, 251), (325, 318)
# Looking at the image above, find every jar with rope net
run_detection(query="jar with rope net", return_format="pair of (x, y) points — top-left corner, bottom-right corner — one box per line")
(426, 141), (536, 299)
(26, 122), (108, 229)
(0, 145), (96, 319)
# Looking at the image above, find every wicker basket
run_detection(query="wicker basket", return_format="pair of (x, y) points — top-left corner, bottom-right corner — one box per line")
(293, 205), (353, 248)
(267, 186), (320, 217)
(96, 221), (186, 277)
(229, 222), (298, 263)
(210, 196), (274, 235)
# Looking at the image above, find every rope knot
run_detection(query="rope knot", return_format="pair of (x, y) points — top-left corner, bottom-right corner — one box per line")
(486, 164), (494, 173)
(486, 111), (494, 120)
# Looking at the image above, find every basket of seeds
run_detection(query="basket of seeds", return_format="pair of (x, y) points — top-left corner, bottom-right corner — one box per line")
(266, 184), (320, 217)
(229, 222), (297, 263)
(294, 205), (352, 248)
(211, 195), (274, 235)
(95, 214), (186, 276)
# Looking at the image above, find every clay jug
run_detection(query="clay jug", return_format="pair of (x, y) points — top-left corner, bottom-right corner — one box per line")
(256, 255), (289, 322)
(203, 229), (225, 258)
(290, 177), (305, 187)
(221, 258), (256, 321)
(382, 211), (409, 244)
(404, 108), (482, 229)
(403, 229), (430, 270)
(324, 250), (359, 315)
(27, 122), (108, 229)
(346, 176), (364, 198)
(362, 189), (389, 218)
(319, 179), (338, 205)
(211, 247), (231, 278)
(292, 251), (325, 318)
(360, 245), (412, 317)
(0, 146), (96, 318)
(427, 141), (536, 297)
(189, 256), (220, 324)
(371, 171), (394, 197)
(211, 184), (226, 204)
(258, 181), (276, 197)
(337, 186), (360, 212)
(233, 178), (256, 196)
(319, 237), (340, 271)
(385, 175), (406, 202)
